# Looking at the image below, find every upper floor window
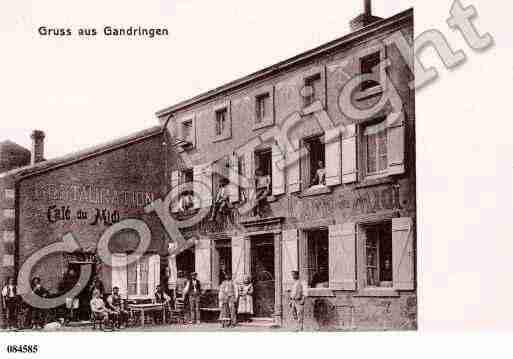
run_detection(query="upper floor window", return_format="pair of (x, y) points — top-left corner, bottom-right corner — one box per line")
(255, 93), (270, 124)
(182, 120), (193, 144)
(215, 108), (228, 137)
(304, 73), (322, 106)
(364, 120), (387, 177)
(360, 51), (381, 91)
(303, 135), (326, 188)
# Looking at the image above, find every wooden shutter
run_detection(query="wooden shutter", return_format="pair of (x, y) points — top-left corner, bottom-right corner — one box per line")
(168, 253), (177, 289)
(194, 163), (213, 208)
(329, 223), (356, 290)
(272, 143), (286, 195)
(287, 139), (301, 193)
(231, 236), (245, 284)
(282, 229), (299, 291)
(148, 254), (161, 295)
(392, 217), (415, 290)
(112, 253), (128, 299)
(244, 151), (255, 202)
(229, 154), (240, 203)
(195, 238), (212, 289)
(387, 112), (406, 175)
(342, 124), (357, 184)
(171, 170), (180, 213)
(325, 129), (342, 186)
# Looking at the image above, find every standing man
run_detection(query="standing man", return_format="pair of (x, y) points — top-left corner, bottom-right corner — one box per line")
(106, 286), (129, 328)
(1, 277), (18, 330)
(183, 272), (201, 324)
(289, 271), (306, 331)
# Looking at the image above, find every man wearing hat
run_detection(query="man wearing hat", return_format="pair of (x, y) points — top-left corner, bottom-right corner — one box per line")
(289, 270), (306, 331)
(183, 272), (202, 324)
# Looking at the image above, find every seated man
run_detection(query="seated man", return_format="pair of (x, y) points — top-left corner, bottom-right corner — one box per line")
(90, 289), (115, 328)
(154, 285), (171, 323)
(106, 287), (129, 328)
(210, 178), (230, 221)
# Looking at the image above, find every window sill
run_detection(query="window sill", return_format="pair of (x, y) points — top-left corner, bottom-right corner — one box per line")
(213, 133), (231, 143)
(354, 288), (399, 298)
(354, 84), (383, 101)
(356, 176), (394, 189)
(300, 185), (332, 198)
(266, 195), (278, 203)
(253, 119), (274, 131)
(307, 288), (335, 297)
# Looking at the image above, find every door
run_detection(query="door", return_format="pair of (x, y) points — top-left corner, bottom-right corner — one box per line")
(68, 262), (95, 321)
(250, 234), (275, 318)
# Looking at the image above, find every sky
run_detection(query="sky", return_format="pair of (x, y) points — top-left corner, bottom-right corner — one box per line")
(0, 0), (414, 159)
(3, 0), (513, 332)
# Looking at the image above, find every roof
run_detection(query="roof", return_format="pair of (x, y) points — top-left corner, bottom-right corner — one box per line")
(155, 8), (413, 118)
(0, 140), (30, 156)
(0, 126), (163, 181)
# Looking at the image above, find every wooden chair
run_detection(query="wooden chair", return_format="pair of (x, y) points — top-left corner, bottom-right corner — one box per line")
(169, 298), (186, 324)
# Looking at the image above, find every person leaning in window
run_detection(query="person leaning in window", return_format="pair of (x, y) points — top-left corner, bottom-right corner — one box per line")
(30, 277), (49, 329)
(183, 272), (202, 324)
(218, 273), (238, 328)
(253, 168), (271, 217)
(1, 277), (18, 330)
(210, 178), (231, 221)
(289, 271), (307, 332)
(311, 160), (326, 186)
(106, 286), (129, 328)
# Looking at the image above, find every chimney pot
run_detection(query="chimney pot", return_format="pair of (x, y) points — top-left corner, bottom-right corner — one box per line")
(31, 130), (45, 164)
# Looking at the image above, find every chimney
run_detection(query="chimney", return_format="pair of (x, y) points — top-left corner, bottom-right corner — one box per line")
(350, 0), (383, 32)
(30, 130), (45, 164)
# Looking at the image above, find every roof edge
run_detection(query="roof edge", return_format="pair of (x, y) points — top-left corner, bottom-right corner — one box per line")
(0, 126), (163, 181)
(155, 8), (413, 118)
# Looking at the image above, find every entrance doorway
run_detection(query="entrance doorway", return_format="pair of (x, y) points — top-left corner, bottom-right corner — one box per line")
(250, 234), (275, 318)
(176, 247), (195, 278)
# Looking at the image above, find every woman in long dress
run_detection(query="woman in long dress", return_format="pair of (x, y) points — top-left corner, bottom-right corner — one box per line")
(237, 275), (253, 322)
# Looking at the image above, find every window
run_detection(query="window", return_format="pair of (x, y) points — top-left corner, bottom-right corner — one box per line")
(255, 93), (270, 123)
(215, 108), (228, 136)
(302, 135), (325, 188)
(255, 149), (272, 189)
(306, 229), (329, 288)
(360, 51), (381, 91)
(3, 209), (14, 219)
(304, 73), (322, 106)
(182, 120), (193, 144)
(182, 168), (193, 184)
(127, 256), (150, 297)
(364, 222), (393, 288)
(364, 120), (387, 177)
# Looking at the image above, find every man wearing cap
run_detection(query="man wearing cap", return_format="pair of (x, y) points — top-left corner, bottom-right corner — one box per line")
(183, 272), (202, 324)
(289, 270), (306, 331)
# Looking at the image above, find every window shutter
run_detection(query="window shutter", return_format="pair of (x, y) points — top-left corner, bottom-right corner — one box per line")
(329, 223), (356, 290)
(171, 170), (180, 213)
(342, 124), (357, 184)
(231, 236), (245, 284)
(287, 139), (301, 193)
(194, 163), (213, 208)
(325, 129), (342, 186)
(229, 154), (240, 203)
(392, 217), (415, 290)
(148, 254), (161, 295)
(243, 151), (255, 201)
(112, 253), (128, 299)
(282, 229), (299, 291)
(272, 144), (286, 196)
(387, 112), (406, 175)
(195, 238), (212, 289)
(168, 253), (177, 289)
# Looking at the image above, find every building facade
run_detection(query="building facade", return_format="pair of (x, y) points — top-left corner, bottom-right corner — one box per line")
(158, 8), (416, 330)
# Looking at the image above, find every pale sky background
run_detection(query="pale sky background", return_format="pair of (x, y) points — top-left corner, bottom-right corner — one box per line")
(3, 0), (513, 333)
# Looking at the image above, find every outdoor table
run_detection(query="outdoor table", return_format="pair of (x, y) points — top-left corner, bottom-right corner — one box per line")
(128, 303), (165, 328)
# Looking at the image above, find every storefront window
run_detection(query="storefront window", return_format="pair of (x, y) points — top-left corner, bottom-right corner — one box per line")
(365, 223), (393, 287)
